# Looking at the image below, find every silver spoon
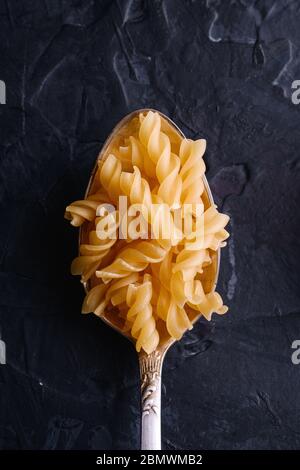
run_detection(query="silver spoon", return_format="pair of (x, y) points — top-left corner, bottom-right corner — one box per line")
(78, 109), (220, 450)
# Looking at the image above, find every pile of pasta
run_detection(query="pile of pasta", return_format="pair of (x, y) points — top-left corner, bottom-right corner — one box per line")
(65, 111), (230, 354)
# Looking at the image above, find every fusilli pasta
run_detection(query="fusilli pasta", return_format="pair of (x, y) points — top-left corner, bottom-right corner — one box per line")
(66, 110), (230, 354)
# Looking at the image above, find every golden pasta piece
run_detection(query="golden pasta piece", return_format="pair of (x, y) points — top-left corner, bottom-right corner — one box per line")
(64, 190), (110, 226)
(166, 299), (193, 340)
(139, 111), (182, 209)
(71, 218), (118, 282)
(185, 206), (230, 251)
(120, 166), (182, 247)
(179, 139), (206, 204)
(96, 240), (167, 283)
(99, 154), (122, 202)
(126, 274), (159, 354)
(81, 283), (107, 316)
(105, 273), (139, 306)
(170, 271), (205, 309)
(188, 291), (228, 321)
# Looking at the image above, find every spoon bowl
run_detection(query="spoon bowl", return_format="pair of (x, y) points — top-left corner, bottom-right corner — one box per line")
(78, 109), (220, 449)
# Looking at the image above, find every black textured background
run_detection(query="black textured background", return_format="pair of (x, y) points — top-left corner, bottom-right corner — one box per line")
(0, 0), (300, 451)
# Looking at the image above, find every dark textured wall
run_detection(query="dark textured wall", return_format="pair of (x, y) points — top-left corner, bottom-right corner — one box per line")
(0, 0), (300, 450)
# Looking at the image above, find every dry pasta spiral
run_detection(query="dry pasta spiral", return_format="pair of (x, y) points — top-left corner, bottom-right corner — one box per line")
(96, 240), (167, 283)
(188, 291), (228, 321)
(139, 111), (182, 209)
(106, 273), (139, 307)
(71, 229), (117, 282)
(166, 298), (193, 340)
(186, 206), (230, 251)
(151, 253), (194, 339)
(82, 274), (140, 317)
(65, 190), (110, 226)
(120, 165), (181, 247)
(179, 139), (206, 205)
(71, 206), (119, 282)
(126, 274), (159, 354)
(99, 154), (122, 202)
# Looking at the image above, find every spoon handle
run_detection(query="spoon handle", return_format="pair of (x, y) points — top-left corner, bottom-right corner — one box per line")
(139, 350), (164, 450)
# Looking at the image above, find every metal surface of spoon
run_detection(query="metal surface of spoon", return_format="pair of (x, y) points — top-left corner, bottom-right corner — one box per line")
(79, 109), (220, 450)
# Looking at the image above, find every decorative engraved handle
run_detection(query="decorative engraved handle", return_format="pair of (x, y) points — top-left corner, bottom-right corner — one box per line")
(139, 350), (163, 450)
